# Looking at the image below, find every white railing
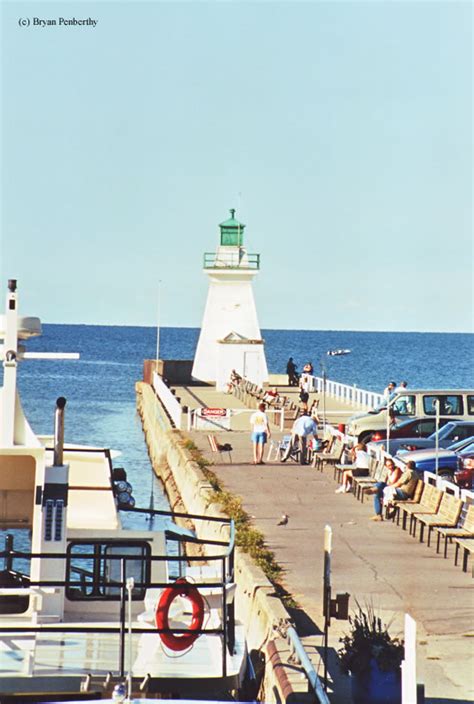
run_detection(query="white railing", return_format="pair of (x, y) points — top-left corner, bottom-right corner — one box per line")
(152, 371), (183, 429)
(311, 375), (384, 410)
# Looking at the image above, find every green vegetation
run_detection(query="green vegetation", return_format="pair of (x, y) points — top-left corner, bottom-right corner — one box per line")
(180, 438), (297, 608)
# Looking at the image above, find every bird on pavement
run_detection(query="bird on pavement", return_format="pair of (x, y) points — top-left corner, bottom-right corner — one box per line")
(277, 513), (289, 526)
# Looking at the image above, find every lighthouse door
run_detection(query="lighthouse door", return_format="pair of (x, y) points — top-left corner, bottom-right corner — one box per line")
(243, 351), (260, 385)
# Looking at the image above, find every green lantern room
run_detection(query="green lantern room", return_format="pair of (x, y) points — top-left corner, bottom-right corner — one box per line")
(219, 209), (245, 247)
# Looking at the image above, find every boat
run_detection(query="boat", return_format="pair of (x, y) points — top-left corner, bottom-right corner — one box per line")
(327, 349), (351, 357)
(0, 279), (247, 701)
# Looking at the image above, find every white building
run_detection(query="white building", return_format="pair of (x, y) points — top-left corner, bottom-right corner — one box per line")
(192, 210), (268, 390)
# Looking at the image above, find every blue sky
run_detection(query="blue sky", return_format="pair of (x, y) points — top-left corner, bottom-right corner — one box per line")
(1, 1), (472, 331)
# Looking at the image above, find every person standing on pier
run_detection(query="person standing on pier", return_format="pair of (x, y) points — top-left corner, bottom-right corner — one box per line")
(286, 357), (299, 386)
(250, 402), (271, 465)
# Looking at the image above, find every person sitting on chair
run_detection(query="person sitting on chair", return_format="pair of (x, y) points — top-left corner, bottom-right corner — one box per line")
(383, 461), (421, 517)
(335, 443), (370, 493)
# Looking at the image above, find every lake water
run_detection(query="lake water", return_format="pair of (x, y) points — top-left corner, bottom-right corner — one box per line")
(1, 325), (471, 551)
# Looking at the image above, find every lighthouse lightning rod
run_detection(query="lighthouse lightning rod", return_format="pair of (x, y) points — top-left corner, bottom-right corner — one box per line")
(155, 280), (162, 363)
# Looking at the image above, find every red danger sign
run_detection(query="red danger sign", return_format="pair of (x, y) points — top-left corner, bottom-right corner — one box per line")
(201, 407), (227, 417)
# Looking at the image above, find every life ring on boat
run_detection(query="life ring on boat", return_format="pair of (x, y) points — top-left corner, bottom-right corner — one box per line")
(155, 577), (205, 651)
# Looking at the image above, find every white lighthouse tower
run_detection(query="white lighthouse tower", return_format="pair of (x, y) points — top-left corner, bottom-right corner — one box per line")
(192, 209), (268, 390)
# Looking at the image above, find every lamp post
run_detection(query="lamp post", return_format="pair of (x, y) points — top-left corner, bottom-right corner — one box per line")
(434, 399), (440, 476)
(320, 358), (327, 432)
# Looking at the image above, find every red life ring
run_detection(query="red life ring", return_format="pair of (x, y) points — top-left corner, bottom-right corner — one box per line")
(155, 577), (205, 651)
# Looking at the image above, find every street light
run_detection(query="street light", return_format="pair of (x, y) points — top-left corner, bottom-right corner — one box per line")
(434, 399), (440, 476)
(320, 358), (327, 431)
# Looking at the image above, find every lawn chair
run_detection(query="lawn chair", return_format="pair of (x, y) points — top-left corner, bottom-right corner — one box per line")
(207, 434), (233, 463)
(280, 435), (310, 464)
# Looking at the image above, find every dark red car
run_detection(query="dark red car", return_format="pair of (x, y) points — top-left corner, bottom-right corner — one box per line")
(370, 417), (456, 443)
(455, 443), (474, 489)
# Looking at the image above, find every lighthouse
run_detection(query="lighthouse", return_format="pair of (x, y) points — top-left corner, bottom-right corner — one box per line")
(192, 210), (268, 390)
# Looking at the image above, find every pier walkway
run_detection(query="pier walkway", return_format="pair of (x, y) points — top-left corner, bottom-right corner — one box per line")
(168, 383), (474, 703)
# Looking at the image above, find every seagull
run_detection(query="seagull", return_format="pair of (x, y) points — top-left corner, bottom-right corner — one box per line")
(277, 513), (289, 526)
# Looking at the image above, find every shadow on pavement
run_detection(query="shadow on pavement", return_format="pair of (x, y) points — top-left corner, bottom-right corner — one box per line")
(286, 606), (322, 636)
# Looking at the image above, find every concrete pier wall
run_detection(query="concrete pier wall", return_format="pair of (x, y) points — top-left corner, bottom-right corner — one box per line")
(136, 381), (314, 703)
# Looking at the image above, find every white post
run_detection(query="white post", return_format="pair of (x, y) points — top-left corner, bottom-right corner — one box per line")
(386, 404), (391, 456)
(126, 577), (135, 701)
(402, 613), (417, 703)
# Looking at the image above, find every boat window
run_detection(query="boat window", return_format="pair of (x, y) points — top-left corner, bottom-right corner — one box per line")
(391, 395), (415, 416)
(66, 541), (150, 601)
(467, 396), (474, 415)
(423, 395), (463, 416)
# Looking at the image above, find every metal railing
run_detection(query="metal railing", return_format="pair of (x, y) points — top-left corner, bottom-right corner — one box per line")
(203, 251), (260, 270)
(287, 626), (330, 704)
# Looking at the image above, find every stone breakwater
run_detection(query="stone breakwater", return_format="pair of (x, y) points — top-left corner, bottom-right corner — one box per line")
(135, 381), (315, 703)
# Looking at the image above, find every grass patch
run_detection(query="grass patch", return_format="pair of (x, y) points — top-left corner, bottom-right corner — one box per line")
(179, 438), (298, 609)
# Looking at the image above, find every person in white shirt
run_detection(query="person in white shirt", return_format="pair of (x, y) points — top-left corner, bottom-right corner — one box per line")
(383, 381), (396, 401)
(249, 402), (271, 465)
(394, 381), (408, 394)
(335, 443), (370, 493)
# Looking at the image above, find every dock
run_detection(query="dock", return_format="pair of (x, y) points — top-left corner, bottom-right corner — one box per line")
(138, 376), (474, 703)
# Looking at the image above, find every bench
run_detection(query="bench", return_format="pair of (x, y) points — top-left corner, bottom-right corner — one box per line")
(312, 437), (344, 472)
(386, 479), (425, 526)
(415, 492), (463, 545)
(207, 434), (233, 463)
(352, 458), (388, 502)
(454, 537), (474, 576)
(408, 486), (443, 537)
(435, 503), (474, 557)
(395, 483), (439, 532)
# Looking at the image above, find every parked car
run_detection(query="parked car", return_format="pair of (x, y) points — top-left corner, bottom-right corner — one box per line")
(455, 444), (474, 489)
(368, 421), (474, 455)
(370, 416), (456, 442)
(347, 389), (474, 442)
(397, 437), (474, 483)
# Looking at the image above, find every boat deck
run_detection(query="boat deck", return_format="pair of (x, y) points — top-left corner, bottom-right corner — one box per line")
(0, 618), (246, 694)
(173, 383), (474, 703)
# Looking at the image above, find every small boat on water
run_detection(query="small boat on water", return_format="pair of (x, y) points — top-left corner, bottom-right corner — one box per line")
(327, 349), (351, 357)
(0, 279), (247, 701)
